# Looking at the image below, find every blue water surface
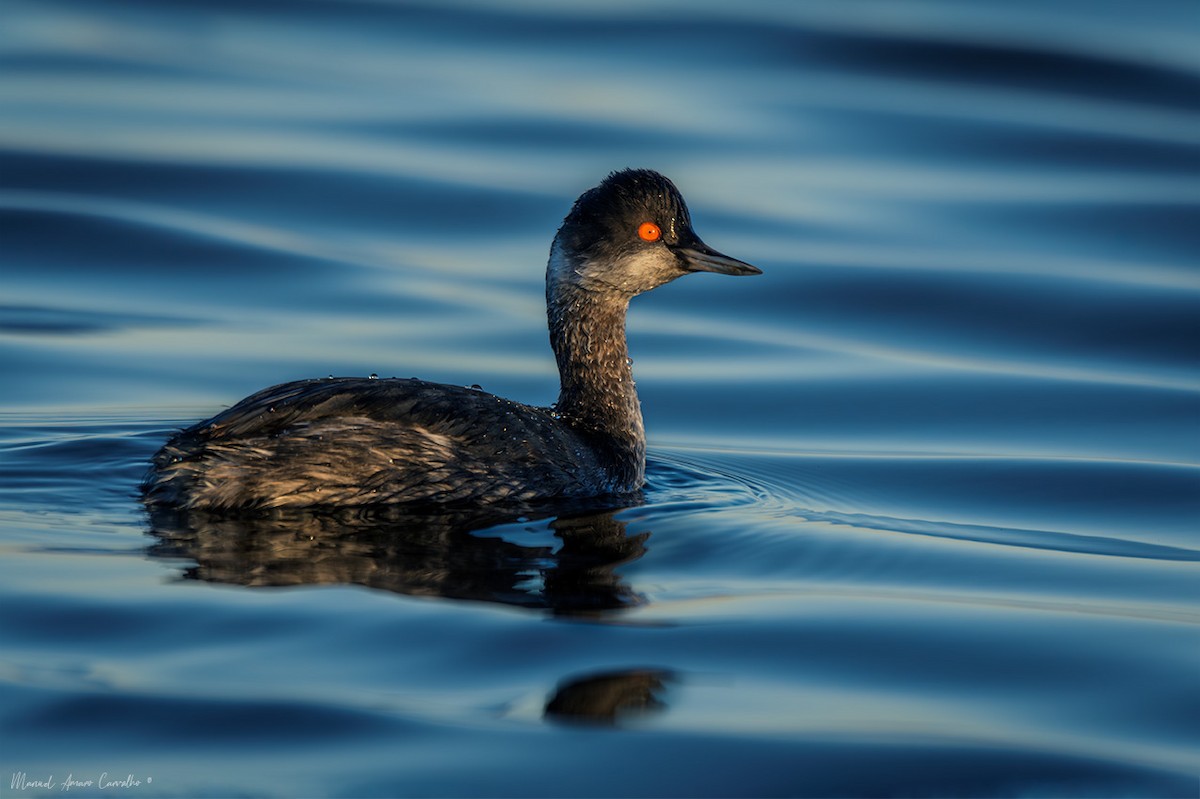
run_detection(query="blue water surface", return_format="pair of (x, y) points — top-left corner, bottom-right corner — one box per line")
(2, 1), (1198, 797)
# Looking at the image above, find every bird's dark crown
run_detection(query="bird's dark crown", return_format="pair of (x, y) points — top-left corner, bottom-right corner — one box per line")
(557, 168), (695, 260)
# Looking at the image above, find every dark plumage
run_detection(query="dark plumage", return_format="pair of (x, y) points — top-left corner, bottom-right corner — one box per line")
(144, 169), (760, 510)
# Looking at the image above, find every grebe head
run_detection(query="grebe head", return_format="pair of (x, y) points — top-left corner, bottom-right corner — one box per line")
(549, 169), (761, 298)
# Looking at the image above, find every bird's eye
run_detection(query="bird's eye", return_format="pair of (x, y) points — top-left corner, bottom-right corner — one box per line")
(637, 222), (662, 242)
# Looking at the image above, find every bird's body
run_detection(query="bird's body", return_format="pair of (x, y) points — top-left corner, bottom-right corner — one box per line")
(144, 169), (760, 511)
(147, 377), (628, 508)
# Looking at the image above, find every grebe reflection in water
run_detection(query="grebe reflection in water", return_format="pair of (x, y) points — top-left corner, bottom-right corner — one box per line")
(146, 504), (648, 616)
(144, 169), (761, 510)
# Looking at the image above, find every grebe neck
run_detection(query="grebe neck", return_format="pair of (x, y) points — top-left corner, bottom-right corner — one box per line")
(547, 270), (644, 479)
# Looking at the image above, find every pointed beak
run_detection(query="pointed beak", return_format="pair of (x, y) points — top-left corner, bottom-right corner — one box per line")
(675, 239), (762, 277)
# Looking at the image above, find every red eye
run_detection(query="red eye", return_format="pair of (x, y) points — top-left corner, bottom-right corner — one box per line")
(637, 222), (661, 242)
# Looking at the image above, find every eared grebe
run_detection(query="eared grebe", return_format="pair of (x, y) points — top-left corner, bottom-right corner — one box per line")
(144, 169), (760, 510)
